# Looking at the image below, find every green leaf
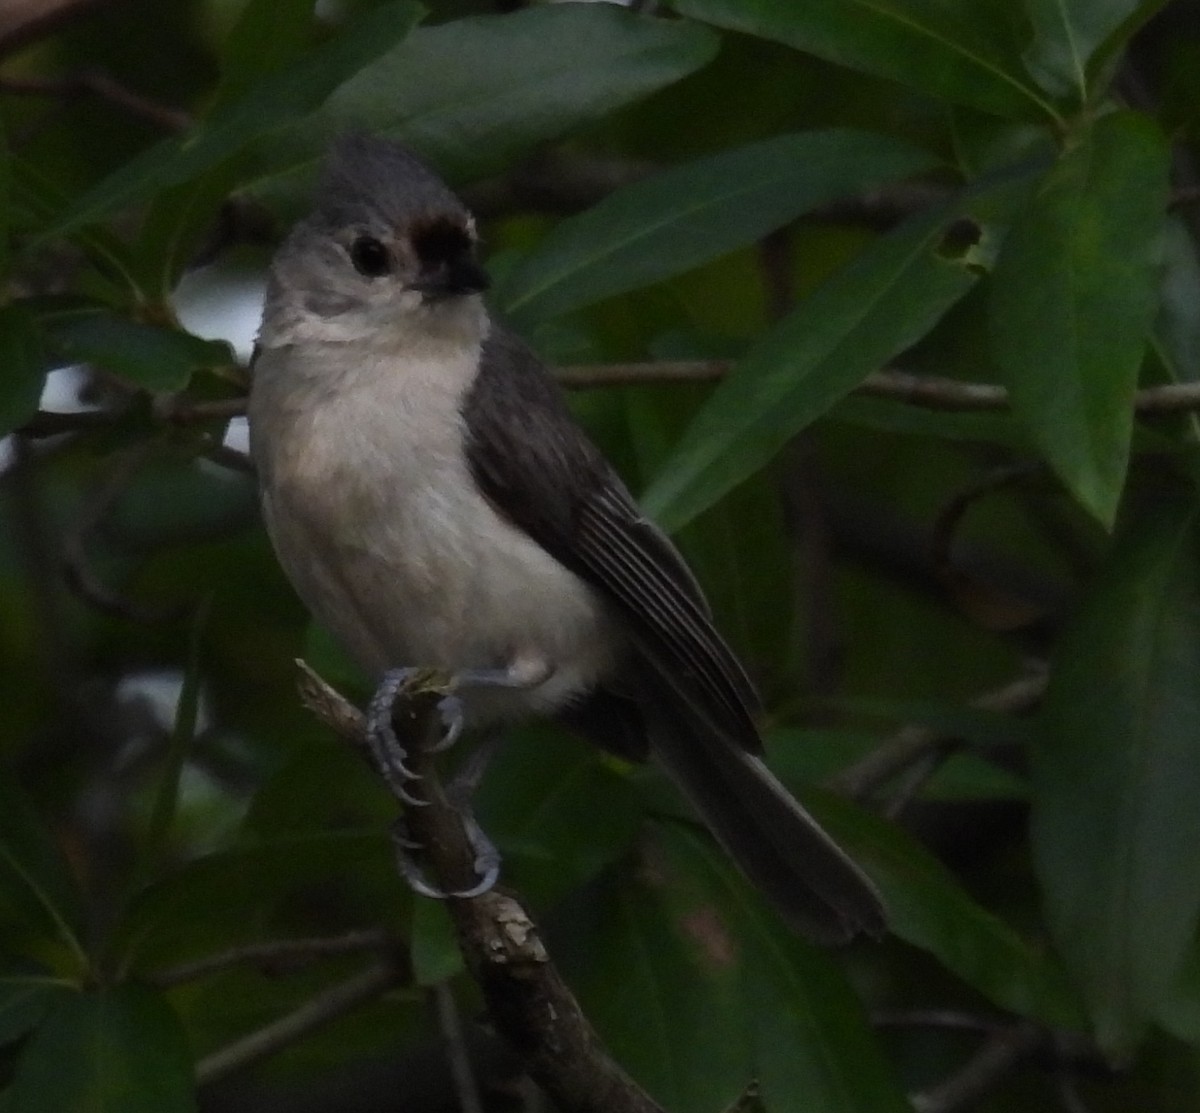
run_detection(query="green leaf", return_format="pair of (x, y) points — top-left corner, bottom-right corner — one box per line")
(1031, 493), (1200, 1056)
(410, 900), (463, 987)
(559, 852), (752, 1113)
(563, 821), (907, 1113)
(47, 314), (233, 393)
(811, 791), (1083, 1028)
(1022, 0), (1166, 101)
(0, 782), (87, 974)
(988, 111), (1170, 527)
(476, 728), (643, 908)
(663, 824), (909, 1113)
(499, 130), (939, 326)
(669, 0), (1056, 120)
(215, 0), (317, 107)
(0, 304), (47, 436)
(46, 0), (423, 236)
(254, 4), (719, 195)
(0, 965), (74, 1046)
(111, 830), (389, 975)
(7, 985), (195, 1113)
(642, 206), (978, 533)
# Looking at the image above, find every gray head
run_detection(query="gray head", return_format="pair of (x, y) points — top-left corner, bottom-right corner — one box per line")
(259, 135), (489, 347)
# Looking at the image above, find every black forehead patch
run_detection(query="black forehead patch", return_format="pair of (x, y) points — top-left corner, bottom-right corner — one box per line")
(411, 217), (472, 265)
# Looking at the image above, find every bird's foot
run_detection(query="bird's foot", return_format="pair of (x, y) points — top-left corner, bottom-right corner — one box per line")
(366, 668), (511, 899)
(390, 812), (501, 900)
(364, 667), (469, 805)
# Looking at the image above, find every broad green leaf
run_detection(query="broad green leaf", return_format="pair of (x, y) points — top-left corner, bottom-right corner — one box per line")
(989, 111), (1169, 527)
(1031, 493), (1200, 1055)
(1022, 0), (1167, 101)
(0, 781), (86, 974)
(662, 824), (909, 1113)
(111, 830), (389, 975)
(811, 791), (1083, 1028)
(253, 4), (719, 196)
(7, 985), (195, 1113)
(0, 965), (74, 1046)
(133, 0), (353, 293)
(669, 0), (1056, 121)
(410, 900), (463, 987)
(47, 314), (233, 393)
(47, 1), (423, 236)
(642, 206), (978, 533)
(0, 304), (47, 437)
(475, 727), (643, 908)
(215, 0), (317, 106)
(558, 842), (754, 1113)
(499, 130), (939, 326)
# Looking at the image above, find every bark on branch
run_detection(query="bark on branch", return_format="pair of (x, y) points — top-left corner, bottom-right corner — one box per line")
(295, 661), (667, 1113)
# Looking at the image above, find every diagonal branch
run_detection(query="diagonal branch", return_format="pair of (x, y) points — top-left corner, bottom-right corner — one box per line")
(295, 661), (668, 1113)
(196, 959), (403, 1085)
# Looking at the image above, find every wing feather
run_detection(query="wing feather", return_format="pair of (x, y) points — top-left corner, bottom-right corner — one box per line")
(462, 326), (761, 749)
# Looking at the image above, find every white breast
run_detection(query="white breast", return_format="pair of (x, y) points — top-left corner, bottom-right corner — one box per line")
(248, 331), (620, 723)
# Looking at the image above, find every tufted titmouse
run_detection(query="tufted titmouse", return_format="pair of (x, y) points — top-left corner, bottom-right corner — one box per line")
(248, 135), (885, 943)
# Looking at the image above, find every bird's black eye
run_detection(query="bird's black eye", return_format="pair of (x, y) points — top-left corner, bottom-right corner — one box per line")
(349, 236), (391, 277)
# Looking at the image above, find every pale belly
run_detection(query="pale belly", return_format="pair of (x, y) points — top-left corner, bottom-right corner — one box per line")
(258, 424), (621, 724)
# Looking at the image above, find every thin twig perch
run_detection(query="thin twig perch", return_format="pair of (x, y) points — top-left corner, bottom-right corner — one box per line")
(295, 661), (668, 1113)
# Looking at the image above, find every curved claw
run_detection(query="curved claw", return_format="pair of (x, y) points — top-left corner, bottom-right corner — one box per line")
(389, 808), (503, 901)
(447, 859), (501, 900)
(433, 693), (465, 752)
(365, 668), (430, 802)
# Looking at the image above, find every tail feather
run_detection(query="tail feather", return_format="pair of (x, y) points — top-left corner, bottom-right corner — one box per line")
(648, 708), (886, 944)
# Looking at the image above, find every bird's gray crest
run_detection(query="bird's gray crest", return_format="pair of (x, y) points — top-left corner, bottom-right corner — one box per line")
(315, 134), (469, 231)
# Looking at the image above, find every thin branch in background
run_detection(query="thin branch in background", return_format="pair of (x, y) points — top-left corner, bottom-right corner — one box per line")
(200, 440), (255, 475)
(152, 928), (393, 989)
(0, 71), (190, 131)
(721, 1082), (764, 1113)
(758, 227), (795, 322)
(17, 408), (127, 438)
(554, 360), (729, 389)
(0, 0), (114, 58)
(433, 982), (485, 1113)
(912, 1022), (1043, 1113)
(157, 397), (250, 424)
(18, 367), (1200, 448)
(1055, 1072), (1094, 1113)
(196, 959), (403, 1086)
(872, 1009), (1010, 1036)
(295, 661), (669, 1113)
(880, 747), (947, 821)
(556, 361), (1200, 415)
(931, 463), (1052, 635)
(1172, 185), (1200, 209)
(59, 440), (176, 623)
(825, 663), (1048, 802)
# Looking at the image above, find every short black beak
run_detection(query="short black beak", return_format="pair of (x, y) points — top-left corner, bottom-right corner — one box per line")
(413, 255), (490, 300)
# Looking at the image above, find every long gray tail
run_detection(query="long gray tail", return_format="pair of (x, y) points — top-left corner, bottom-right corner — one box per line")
(648, 707), (886, 944)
